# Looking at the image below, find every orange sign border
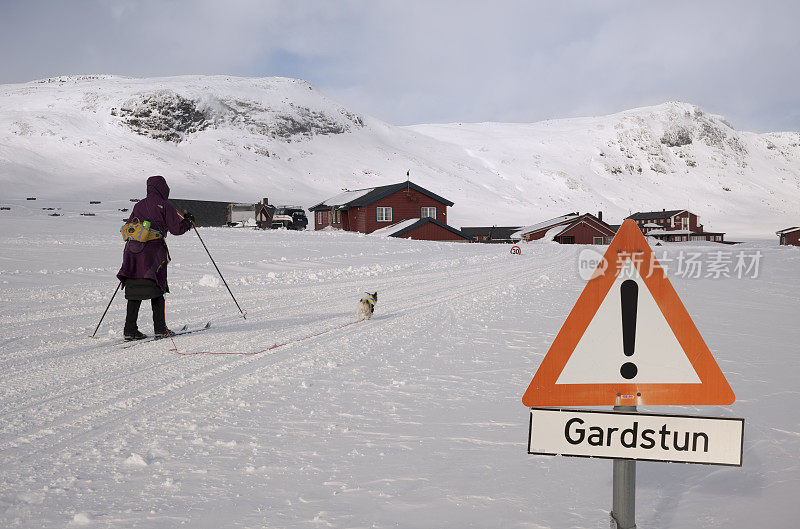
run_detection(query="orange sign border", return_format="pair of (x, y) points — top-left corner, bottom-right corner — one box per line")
(522, 219), (735, 407)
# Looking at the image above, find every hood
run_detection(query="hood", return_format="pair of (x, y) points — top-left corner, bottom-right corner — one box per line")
(146, 175), (170, 200)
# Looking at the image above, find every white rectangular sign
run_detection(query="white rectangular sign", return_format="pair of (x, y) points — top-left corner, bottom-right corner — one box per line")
(528, 408), (744, 466)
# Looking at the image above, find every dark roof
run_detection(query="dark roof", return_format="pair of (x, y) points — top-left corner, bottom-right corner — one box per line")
(390, 217), (475, 241)
(555, 213), (617, 236)
(170, 198), (233, 227)
(777, 226), (800, 234)
(627, 210), (685, 220)
(309, 181), (454, 211)
(460, 226), (522, 239)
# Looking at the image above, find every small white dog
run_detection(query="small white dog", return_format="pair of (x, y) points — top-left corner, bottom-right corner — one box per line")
(358, 292), (378, 320)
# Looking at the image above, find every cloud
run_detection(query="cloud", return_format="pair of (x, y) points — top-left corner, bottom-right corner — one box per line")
(0, 0), (798, 131)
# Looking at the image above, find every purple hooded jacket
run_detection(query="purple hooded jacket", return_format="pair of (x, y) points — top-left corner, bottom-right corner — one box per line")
(117, 176), (191, 293)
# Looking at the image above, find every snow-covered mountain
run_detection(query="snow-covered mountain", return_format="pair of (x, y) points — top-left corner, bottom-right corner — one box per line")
(410, 106), (800, 237)
(1, 75), (798, 236)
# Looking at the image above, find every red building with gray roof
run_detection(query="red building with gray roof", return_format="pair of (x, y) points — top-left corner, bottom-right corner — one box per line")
(626, 209), (725, 242)
(511, 212), (616, 244)
(308, 180), (472, 241)
(777, 227), (800, 246)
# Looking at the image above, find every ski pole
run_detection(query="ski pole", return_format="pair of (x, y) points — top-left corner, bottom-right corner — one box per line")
(91, 281), (121, 337)
(191, 223), (247, 319)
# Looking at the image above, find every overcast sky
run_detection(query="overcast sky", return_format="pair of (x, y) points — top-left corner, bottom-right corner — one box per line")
(1, 1), (798, 132)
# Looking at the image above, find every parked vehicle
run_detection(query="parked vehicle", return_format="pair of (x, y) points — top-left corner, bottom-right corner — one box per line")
(271, 206), (308, 230)
(228, 203), (257, 225)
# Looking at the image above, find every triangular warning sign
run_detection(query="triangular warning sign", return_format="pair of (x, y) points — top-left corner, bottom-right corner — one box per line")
(522, 219), (735, 407)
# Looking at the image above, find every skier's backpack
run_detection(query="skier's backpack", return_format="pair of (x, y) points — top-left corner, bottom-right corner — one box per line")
(121, 219), (163, 242)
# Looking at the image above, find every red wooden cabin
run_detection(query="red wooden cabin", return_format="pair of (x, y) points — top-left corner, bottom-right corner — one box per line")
(512, 212), (616, 244)
(627, 210), (725, 242)
(777, 227), (800, 246)
(309, 181), (456, 236)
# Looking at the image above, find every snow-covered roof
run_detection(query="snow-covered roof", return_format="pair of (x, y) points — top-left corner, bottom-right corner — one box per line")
(542, 225), (569, 241)
(776, 226), (800, 235)
(314, 188), (375, 209)
(369, 218), (475, 241)
(369, 218), (420, 237)
(309, 181), (455, 211)
(510, 213), (579, 240)
(642, 222), (661, 227)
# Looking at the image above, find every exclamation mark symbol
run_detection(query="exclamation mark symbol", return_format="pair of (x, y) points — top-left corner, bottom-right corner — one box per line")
(620, 279), (638, 379)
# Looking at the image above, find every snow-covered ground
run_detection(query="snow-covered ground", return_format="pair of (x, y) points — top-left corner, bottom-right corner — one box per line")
(1, 199), (798, 528)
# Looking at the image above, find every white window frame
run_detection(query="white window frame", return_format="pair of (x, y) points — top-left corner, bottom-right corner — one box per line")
(317, 211), (322, 225)
(421, 206), (436, 219)
(376, 207), (392, 222)
(592, 236), (604, 244)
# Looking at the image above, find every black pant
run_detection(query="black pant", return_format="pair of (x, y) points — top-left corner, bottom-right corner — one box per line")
(125, 296), (167, 335)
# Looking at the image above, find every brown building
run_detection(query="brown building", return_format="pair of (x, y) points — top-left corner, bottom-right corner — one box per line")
(626, 209), (725, 242)
(309, 180), (470, 241)
(511, 212), (616, 244)
(777, 227), (800, 246)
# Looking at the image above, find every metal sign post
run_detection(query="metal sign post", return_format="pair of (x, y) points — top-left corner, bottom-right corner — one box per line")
(611, 405), (636, 529)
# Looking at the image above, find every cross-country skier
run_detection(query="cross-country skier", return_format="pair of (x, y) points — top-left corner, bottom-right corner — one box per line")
(117, 175), (194, 341)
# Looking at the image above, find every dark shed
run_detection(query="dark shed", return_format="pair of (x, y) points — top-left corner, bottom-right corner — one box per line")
(169, 198), (231, 227)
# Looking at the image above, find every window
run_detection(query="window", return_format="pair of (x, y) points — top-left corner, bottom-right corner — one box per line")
(335, 210), (340, 224)
(376, 207), (392, 222)
(592, 237), (604, 244)
(317, 212), (322, 225)
(421, 207), (436, 219)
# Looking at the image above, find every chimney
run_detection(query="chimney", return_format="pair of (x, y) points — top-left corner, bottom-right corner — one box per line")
(598, 211), (603, 221)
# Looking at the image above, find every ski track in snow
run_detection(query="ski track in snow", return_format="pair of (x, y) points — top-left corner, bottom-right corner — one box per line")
(1, 199), (799, 528)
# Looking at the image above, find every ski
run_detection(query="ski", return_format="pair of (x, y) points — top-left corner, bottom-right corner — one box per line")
(120, 322), (211, 348)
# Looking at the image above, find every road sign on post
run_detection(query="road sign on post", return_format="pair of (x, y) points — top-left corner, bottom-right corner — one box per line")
(522, 219), (735, 407)
(522, 219), (741, 529)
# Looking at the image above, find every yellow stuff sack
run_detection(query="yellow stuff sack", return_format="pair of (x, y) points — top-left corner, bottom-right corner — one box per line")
(121, 220), (163, 242)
